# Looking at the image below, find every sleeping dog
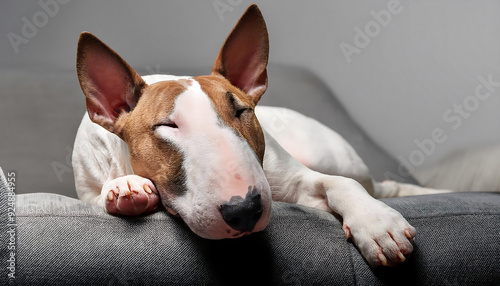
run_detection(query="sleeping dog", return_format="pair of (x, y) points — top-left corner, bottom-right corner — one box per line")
(73, 4), (448, 267)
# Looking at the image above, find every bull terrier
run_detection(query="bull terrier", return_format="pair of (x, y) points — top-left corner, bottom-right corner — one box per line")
(73, 4), (445, 267)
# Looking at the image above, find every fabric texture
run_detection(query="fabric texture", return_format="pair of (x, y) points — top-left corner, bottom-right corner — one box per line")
(1, 178), (498, 285)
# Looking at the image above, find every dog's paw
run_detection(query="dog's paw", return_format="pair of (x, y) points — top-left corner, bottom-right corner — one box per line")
(101, 175), (160, 216)
(342, 201), (416, 267)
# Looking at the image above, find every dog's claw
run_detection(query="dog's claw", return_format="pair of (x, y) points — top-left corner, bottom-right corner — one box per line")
(378, 254), (388, 266)
(107, 191), (114, 201)
(398, 252), (406, 262)
(405, 229), (415, 239)
(144, 184), (152, 194)
(342, 224), (351, 239)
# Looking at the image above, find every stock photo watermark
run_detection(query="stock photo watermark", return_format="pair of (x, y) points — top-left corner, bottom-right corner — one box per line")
(340, 0), (406, 64)
(145, 64), (162, 75)
(266, 108), (300, 134)
(52, 145), (73, 183)
(5, 171), (17, 281)
(7, 0), (71, 54)
(213, 0), (243, 21)
(386, 73), (500, 180)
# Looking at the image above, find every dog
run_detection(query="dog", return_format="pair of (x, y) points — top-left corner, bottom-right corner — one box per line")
(72, 4), (447, 267)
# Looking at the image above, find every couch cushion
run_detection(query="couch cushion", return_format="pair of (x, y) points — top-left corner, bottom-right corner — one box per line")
(6, 192), (500, 285)
(1, 166), (498, 286)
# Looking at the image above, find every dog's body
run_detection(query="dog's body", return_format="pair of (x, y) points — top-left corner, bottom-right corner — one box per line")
(72, 5), (448, 267)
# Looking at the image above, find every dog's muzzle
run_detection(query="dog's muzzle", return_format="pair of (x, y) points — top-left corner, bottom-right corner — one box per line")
(220, 186), (263, 232)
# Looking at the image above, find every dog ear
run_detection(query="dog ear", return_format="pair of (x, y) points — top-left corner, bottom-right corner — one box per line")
(76, 32), (147, 133)
(212, 4), (269, 104)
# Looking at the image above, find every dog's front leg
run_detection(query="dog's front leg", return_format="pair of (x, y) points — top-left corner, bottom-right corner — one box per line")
(262, 131), (415, 267)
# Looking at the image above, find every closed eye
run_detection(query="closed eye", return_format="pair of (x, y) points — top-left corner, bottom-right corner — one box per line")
(153, 122), (178, 129)
(227, 91), (251, 119)
(235, 107), (251, 119)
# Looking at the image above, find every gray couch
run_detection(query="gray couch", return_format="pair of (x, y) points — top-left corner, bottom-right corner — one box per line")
(1, 171), (499, 285)
(1, 66), (499, 285)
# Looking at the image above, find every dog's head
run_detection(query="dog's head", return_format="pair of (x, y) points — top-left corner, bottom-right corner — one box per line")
(76, 5), (272, 239)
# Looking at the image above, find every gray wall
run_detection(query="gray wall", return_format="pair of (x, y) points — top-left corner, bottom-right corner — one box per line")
(1, 0), (499, 186)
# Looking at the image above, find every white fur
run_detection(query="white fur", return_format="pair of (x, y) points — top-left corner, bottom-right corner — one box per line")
(255, 106), (370, 181)
(73, 112), (133, 206)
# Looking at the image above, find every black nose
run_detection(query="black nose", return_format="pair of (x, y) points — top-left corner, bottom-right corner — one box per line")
(220, 186), (263, 232)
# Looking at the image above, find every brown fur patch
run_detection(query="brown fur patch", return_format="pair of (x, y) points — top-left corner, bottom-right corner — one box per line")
(194, 75), (266, 163)
(119, 80), (189, 205)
